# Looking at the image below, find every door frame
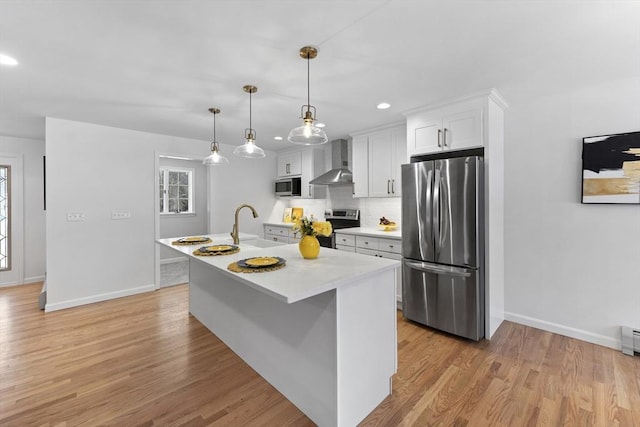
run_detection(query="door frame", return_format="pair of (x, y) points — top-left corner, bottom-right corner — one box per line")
(0, 154), (24, 287)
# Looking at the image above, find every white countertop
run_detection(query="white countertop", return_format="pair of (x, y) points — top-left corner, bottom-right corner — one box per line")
(263, 221), (295, 228)
(334, 227), (402, 239)
(157, 233), (399, 304)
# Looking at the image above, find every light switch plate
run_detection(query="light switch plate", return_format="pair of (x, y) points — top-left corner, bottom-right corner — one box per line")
(67, 212), (85, 222)
(111, 211), (131, 220)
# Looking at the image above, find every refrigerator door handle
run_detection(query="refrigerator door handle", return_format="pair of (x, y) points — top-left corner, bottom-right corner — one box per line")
(433, 167), (441, 258)
(404, 260), (472, 277)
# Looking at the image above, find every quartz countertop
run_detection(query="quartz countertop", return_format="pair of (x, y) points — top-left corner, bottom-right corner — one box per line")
(157, 233), (399, 304)
(263, 221), (295, 227)
(334, 227), (402, 239)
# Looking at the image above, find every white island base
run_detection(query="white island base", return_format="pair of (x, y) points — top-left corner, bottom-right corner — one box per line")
(163, 237), (398, 427)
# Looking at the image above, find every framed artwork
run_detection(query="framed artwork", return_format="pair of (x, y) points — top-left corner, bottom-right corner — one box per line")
(581, 131), (640, 204)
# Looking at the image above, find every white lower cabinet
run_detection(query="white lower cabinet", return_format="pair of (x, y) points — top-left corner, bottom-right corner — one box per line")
(264, 224), (300, 243)
(335, 232), (403, 307)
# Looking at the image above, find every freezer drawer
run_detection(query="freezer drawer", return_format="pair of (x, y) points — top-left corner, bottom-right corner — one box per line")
(402, 259), (484, 340)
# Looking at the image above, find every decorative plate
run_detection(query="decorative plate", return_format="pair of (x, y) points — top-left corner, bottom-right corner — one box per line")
(198, 244), (238, 254)
(180, 236), (210, 243)
(237, 256), (286, 269)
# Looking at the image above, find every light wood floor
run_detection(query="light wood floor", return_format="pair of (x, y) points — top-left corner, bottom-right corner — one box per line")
(1, 283), (638, 426)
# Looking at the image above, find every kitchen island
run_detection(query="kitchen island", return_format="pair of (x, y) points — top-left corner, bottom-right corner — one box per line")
(157, 234), (399, 427)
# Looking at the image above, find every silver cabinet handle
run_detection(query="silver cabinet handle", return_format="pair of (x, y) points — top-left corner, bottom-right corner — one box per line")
(443, 128), (448, 147)
(391, 179), (395, 194)
(286, 163), (290, 174)
(387, 179), (390, 194)
(308, 185), (311, 197)
(437, 129), (442, 147)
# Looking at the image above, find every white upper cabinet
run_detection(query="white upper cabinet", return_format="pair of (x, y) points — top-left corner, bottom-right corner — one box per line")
(351, 123), (406, 198)
(352, 135), (369, 198)
(300, 148), (325, 199)
(276, 147), (325, 199)
(277, 151), (302, 177)
(406, 96), (488, 157)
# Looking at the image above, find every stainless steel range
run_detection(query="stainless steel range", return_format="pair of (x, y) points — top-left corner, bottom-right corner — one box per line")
(317, 209), (360, 248)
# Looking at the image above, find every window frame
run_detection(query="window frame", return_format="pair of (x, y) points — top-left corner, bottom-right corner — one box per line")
(159, 166), (195, 215)
(0, 164), (11, 271)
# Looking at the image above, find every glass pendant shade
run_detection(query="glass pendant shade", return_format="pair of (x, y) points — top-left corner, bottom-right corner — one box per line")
(288, 118), (328, 145)
(203, 107), (229, 165)
(203, 142), (229, 165)
(235, 85), (266, 159)
(233, 139), (265, 158)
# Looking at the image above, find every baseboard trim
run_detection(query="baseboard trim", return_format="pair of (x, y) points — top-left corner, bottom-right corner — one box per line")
(45, 284), (156, 312)
(0, 275), (46, 288)
(24, 275), (46, 284)
(504, 311), (620, 351)
(160, 256), (188, 265)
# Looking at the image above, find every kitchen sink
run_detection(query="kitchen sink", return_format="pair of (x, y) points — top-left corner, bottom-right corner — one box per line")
(242, 239), (286, 248)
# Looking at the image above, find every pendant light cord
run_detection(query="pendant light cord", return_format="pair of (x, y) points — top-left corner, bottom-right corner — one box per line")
(306, 52), (311, 113)
(249, 89), (252, 130)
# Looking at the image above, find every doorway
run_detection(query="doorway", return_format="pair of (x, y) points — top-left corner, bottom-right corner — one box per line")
(155, 154), (209, 288)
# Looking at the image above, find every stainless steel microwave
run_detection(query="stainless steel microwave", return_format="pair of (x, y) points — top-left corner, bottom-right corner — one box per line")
(275, 177), (301, 197)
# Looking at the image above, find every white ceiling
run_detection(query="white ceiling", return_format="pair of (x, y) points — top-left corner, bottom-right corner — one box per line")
(0, 0), (638, 151)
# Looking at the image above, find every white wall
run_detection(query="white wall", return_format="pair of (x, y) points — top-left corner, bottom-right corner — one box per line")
(44, 118), (276, 311)
(158, 157), (208, 261)
(0, 135), (46, 286)
(503, 76), (640, 349)
(208, 151), (277, 237)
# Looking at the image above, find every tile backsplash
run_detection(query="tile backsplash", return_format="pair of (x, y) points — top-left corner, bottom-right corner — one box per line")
(269, 186), (401, 230)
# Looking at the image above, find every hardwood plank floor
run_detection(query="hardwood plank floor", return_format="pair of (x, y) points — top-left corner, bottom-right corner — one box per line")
(1, 283), (638, 426)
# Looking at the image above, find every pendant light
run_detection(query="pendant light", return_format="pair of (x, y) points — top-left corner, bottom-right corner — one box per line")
(288, 46), (328, 145)
(203, 108), (229, 165)
(233, 85), (266, 158)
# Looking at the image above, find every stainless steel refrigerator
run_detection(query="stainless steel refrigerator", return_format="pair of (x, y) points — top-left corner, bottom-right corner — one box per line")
(401, 149), (484, 340)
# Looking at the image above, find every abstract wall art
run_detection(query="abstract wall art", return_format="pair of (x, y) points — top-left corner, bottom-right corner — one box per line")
(581, 131), (640, 204)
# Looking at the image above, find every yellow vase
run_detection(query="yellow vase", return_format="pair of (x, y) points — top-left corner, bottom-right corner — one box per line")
(298, 235), (320, 259)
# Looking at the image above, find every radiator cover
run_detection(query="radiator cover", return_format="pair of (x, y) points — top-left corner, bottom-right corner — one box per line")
(621, 326), (640, 356)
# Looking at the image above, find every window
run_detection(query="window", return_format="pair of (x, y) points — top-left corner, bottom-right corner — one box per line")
(159, 167), (194, 214)
(0, 165), (10, 271)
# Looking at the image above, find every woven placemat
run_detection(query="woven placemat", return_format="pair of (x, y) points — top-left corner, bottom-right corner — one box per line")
(227, 262), (286, 273)
(193, 247), (240, 256)
(172, 237), (212, 246)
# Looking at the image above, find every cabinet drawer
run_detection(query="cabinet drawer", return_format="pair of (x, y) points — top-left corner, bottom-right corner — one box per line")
(336, 244), (356, 253)
(265, 226), (290, 237)
(266, 235), (289, 243)
(379, 251), (402, 261)
(356, 236), (379, 250)
(335, 234), (355, 247)
(356, 247), (379, 257)
(379, 238), (401, 254)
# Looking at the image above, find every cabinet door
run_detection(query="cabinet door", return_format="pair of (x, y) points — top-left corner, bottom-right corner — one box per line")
(390, 126), (406, 197)
(277, 152), (302, 177)
(351, 135), (369, 198)
(368, 130), (394, 198)
(442, 108), (482, 150)
(407, 114), (442, 157)
(300, 148), (325, 199)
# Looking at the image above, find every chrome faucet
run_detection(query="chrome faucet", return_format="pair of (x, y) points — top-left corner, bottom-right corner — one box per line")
(231, 204), (259, 244)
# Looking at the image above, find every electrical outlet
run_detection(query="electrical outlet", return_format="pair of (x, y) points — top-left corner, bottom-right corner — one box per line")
(67, 212), (85, 222)
(111, 211), (131, 220)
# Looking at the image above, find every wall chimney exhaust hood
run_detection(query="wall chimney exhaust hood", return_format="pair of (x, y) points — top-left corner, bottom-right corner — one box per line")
(309, 139), (353, 185)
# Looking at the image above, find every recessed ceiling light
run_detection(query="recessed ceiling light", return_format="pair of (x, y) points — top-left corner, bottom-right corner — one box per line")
(0, 53), (18, 66)
(377, 102), (391, 110)
(274, 136), (283, 140)
(315, 122), (325, 128)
